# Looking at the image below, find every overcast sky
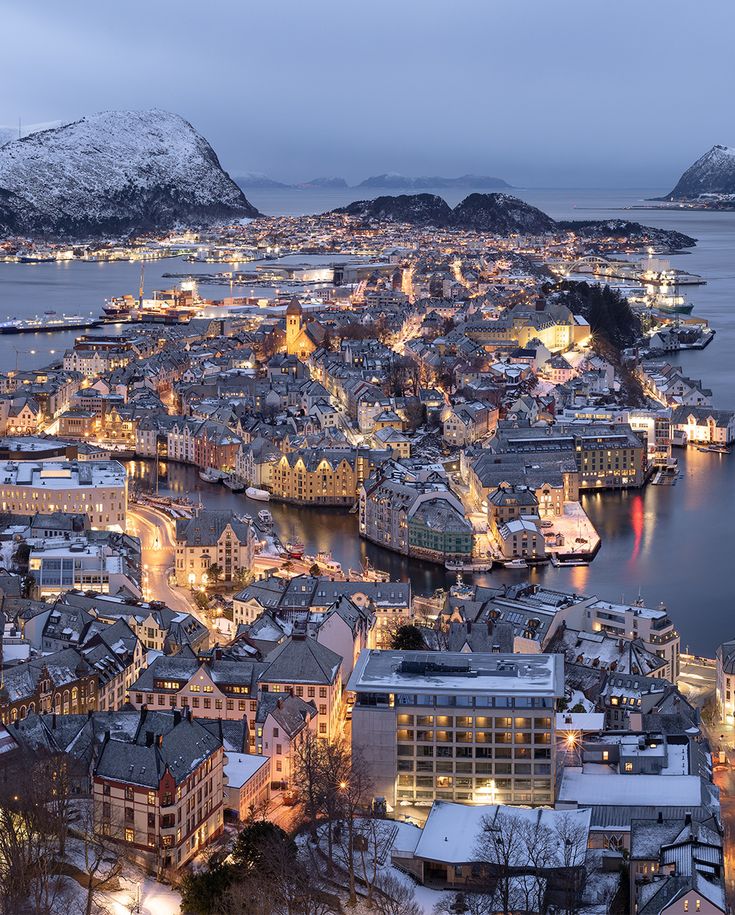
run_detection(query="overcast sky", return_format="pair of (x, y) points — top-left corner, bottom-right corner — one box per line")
(2, 0), (732, 187)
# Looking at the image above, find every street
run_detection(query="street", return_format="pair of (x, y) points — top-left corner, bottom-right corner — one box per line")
(127, 503), (199, 618)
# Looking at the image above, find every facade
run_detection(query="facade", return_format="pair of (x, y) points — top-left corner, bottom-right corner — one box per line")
(93, 708), (225, 875)
(716, 639), (735, 720)
(348, 650), (564, 809)
(29, 539), (140, 596)
(0, 460), (127, 529)
(224, 753), (271, 821)
(360, 470), (473, 564)
(174, 510), (257, 587)
(0, 648), (97, 724)
(269, 447), (386, 505)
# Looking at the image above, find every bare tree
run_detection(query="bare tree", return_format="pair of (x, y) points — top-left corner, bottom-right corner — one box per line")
(0, 749), (66, 915)
(474, 810), (526, 915)
(75, 802), (124, 915)
(552, 813), (589, 915)
(293, 731), (325, 841)
(336, 751), (373, 906)
(516, 818), (555, 913)
(373, 871), (423, 915)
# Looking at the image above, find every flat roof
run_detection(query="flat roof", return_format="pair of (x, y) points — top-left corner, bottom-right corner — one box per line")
(558, 767), (702, 807)
(1, 460), (126, 490)
(347, 650), (564, 697)
(224, 753), (270, 789)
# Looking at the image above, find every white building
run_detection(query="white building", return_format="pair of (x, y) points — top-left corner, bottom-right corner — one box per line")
(0, 460), (127, 529)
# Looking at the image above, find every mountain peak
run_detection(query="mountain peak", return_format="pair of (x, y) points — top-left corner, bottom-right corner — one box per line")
(0, 108), (260, 238)
(665, 144), (735, 199)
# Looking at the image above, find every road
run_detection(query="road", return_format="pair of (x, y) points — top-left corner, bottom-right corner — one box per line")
(127, 503), (198, 618)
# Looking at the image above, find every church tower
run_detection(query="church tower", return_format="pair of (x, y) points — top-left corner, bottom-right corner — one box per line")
(285, 297), (303, 356)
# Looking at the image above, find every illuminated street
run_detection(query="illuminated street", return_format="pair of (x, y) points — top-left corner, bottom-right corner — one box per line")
(127, 503), (197, 618)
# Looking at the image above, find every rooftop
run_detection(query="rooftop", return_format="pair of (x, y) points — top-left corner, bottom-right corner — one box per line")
(347, 649), (564, 697)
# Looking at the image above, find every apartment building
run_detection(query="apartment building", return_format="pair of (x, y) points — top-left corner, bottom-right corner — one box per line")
(174, 510), (257, 587)
(129, 635), (343, 746)
(269, 446), (388, 505)
(348, 650), (564, 809)
(491, 423), (647, 491)
(233, 574), (411, 649)
(0, 460), (127, 529)
(93, 708), (225, 875)
(360, 469), (473, 564)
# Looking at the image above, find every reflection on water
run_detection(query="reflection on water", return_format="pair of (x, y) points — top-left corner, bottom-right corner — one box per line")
(128, 445), (735, 656)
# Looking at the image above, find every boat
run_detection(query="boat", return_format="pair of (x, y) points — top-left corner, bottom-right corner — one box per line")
(245, 486), (270, 502)
(223, 475), (246, 492)
(199, 468), (224, 483)
(0, 314), (104, 335)
(257, 509), (273, 526)
(445, 560), (493, 573)
(286, 540), (305, 560)
(551, 555), (590, 567)
(697, 444), (731, 454)
(503, 558), (528, 569)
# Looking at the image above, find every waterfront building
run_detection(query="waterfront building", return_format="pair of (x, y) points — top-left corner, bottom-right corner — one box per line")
(490, 422), (647, 491)
(269, 446), (388, 505)
(93, 708), (225, 875)
(174, 510), (257, 587)
(348, 649), (563, 809)
(671, 405), (735, 445)
(359, 468), (473, 565)
(487, 484), (546, 561)
(716, 638), (735, 720)
(0, 460), (127, 529)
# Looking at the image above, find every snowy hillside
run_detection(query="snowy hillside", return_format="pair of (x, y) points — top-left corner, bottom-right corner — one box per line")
(667, 145), (735, 198)
(0, 109), (260, 237)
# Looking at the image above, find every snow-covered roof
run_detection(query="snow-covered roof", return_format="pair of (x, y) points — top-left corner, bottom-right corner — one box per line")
(558, 767), (703, 807)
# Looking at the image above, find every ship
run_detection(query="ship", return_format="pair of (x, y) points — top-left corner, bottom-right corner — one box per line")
(0, 314), (104, 335)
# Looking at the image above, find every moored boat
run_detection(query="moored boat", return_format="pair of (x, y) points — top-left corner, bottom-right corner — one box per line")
(245, 486), (270, 502)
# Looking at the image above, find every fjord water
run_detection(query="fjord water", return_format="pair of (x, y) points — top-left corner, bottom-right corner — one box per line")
(1, 187), (734, 654)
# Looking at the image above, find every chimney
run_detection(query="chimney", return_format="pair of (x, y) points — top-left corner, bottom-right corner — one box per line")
(214, 647), (223, 661)
(52, 713), (57, 730)
(657, 811), (663, 824)
(145, 730), (155, 747)
(173, 710), (181, 726)
(684, 812), (692, 826)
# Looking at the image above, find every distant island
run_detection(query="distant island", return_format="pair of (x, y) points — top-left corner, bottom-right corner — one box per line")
(235, 172), (511, 190)
(357, 173), (511, 189)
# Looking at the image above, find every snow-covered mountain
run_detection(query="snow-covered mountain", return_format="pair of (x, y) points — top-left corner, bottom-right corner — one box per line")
(0, 109), (260, 238)
(666, 145), (735, 198)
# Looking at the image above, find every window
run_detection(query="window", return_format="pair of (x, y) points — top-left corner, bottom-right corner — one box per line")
(125, 828), (134, 843)
(147, 791), (156, 805)
(624, 761), (633, 772)
(125, 786), (134, 801)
